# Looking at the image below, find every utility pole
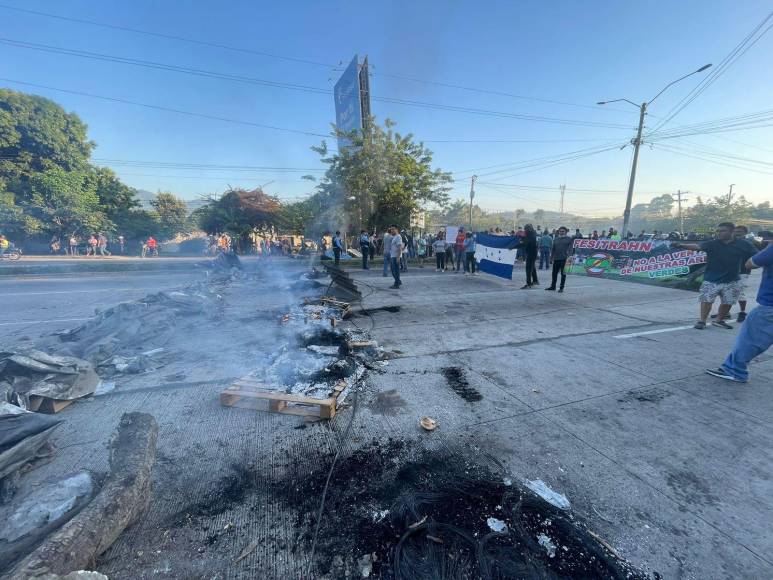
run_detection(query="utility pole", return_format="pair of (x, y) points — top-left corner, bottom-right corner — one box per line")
(672, 190), (689, 234)
(597, 63), (712, 240)
(469, 175), (477, 232)
(727, 183), (735, 204)
(559, 184), (566, 217)
(620, 102), (647, 238)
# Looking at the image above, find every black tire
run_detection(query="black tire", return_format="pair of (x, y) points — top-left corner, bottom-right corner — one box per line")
(7, 249), (21, 261)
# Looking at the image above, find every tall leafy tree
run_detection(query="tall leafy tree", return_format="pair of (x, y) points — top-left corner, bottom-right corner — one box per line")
(306, 119), (452, 234)
(195, 187), (281, 251)
(26, 167), (109, 237)
(150, 191), (189, 240)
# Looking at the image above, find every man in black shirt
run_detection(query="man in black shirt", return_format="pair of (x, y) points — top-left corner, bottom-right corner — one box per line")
(673, 222), (757, 329)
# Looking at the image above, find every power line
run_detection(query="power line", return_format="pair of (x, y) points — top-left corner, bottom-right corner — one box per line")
(0, 77), (330, 137)
(0, 37), (636, 129)
(0, 2), (639, 114)
(647, 11), (773, 136)
(652, 143), (773, 176)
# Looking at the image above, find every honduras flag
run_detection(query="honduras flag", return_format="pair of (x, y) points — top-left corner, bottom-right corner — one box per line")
(475, 233), (518, 280)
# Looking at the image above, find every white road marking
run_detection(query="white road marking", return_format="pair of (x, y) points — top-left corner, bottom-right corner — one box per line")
(0, 317), (93, 327)
(614, 325), (694, 339)
(1, 288), (140, 297)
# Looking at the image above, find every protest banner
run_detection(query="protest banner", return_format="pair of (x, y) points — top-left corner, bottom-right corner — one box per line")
(568, 238), (706, 290)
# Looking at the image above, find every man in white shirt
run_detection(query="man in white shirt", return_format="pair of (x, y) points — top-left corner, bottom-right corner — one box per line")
(388, 225), (404, 289)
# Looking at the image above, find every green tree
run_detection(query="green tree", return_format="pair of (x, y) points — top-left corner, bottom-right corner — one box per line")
(307, 119), (452, 234)
(91, 166), (141, 226)
(150, 191), (189, 240)
(26, 167), (109, 237)
(533, 209), (546, 227)
(0, 89), (93, 187)
(196, 187), (281, 251)
(683, 195), (755, 233)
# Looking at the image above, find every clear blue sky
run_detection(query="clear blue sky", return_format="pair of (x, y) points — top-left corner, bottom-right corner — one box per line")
(1, 0), (771, 216)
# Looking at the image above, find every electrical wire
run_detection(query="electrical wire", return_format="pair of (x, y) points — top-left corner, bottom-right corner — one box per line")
(0, 77), (329, 137)
(0, 2), (639, 114)
(0, 37), (637, 130)
(647, 11), (773, 136)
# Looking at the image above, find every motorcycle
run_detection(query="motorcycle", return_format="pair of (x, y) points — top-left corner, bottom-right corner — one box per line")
(0, 246), (22, 261)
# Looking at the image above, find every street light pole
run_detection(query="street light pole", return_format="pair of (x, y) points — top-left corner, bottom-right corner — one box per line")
(597, 63), (711, 239)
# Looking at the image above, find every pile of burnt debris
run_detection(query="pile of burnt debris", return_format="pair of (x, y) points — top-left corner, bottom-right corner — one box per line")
(273, 440), (656, 580)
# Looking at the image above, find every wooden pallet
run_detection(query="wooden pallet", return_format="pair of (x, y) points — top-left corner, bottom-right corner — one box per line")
(220, 377), (347, 419)
(27, 396), (73, 414)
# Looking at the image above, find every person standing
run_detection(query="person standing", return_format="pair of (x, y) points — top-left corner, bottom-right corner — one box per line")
(368, 233), (376, 262)
(444, 234), (455, 271)
(332, 231), (343, 266)
(706, 232), (773, 382)
(359, 230), (370, 269)
(463, 231), (477, 275)
(382, 228), (392, 277)
(433, 232), (447, 271)
(117, 235), (125, 254)
(454, 227), (467, 272)
(145, 236), (158, 257)
(513, 224), (539, 289)
(538, 230), (552, 270)
(399, 230), (409, 271)
(417, 234), (427, 267)
(546, 227), (572, 292)
(389, 225), (404, 289)
(68, 234), (78, 256)
(573, 228), (583, 241)
(672, 222), (757, 330)
(732, 225), (757, 322)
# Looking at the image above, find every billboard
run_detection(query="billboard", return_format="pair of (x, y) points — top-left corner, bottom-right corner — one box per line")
(569, 238), (707, 290)
(334, 55), (370, 148)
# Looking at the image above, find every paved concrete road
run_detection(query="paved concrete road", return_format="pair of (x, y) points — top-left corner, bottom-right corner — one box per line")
(0, 270), (204, 342)
(348, 265), (772, 578)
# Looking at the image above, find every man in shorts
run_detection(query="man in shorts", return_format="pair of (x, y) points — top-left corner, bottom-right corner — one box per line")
(672, 222), (757, 330)
(706, 231), (773, 382)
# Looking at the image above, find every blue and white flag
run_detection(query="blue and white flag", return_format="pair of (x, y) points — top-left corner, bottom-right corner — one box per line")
(475, 233), (518, 279)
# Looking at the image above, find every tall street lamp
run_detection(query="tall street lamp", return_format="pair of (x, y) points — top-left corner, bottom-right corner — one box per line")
(598, 63), (712, 237)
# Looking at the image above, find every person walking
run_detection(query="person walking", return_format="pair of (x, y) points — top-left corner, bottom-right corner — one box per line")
(513, 224), (539, 289)
(454, 227), (467, 272)
(706, 232), (773, 382)
(463, 231), (477, 275)
(433, 232), (447, 271)
(332, 231), (343, 265)
(87, 234), (98, 256)
(538, 230), (552, 270)
(359, 230), (370, 269)
(546, 227), (573, 292)
(382, 228), (392, 277)
(672, 222), (757, 330)
(388, 225), (404, 289)
(97, 233), (110, 256)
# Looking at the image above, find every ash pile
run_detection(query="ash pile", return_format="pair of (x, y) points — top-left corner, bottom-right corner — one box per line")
(275, 440), (654, 580)
(253, 296), (378, 404)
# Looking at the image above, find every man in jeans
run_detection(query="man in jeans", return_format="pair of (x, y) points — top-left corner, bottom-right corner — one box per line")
(463, 231), (476, 275)
(382, 229), (392, 277)
(454, 227), (466, 272)
(538, 230), (552, 270)
(332, 231), (343, 265)
(359, 230), (370, 270)
(388, 225), (404, 289)
(672, 222), (757, 329)
(546, 226), (572, 292)
(706, 232), (773, 382)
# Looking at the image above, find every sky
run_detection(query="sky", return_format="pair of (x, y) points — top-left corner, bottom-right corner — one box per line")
(1, 0), (771, 217)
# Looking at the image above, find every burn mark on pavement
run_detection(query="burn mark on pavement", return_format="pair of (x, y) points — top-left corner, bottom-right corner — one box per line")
(441, 366), (483, 402)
